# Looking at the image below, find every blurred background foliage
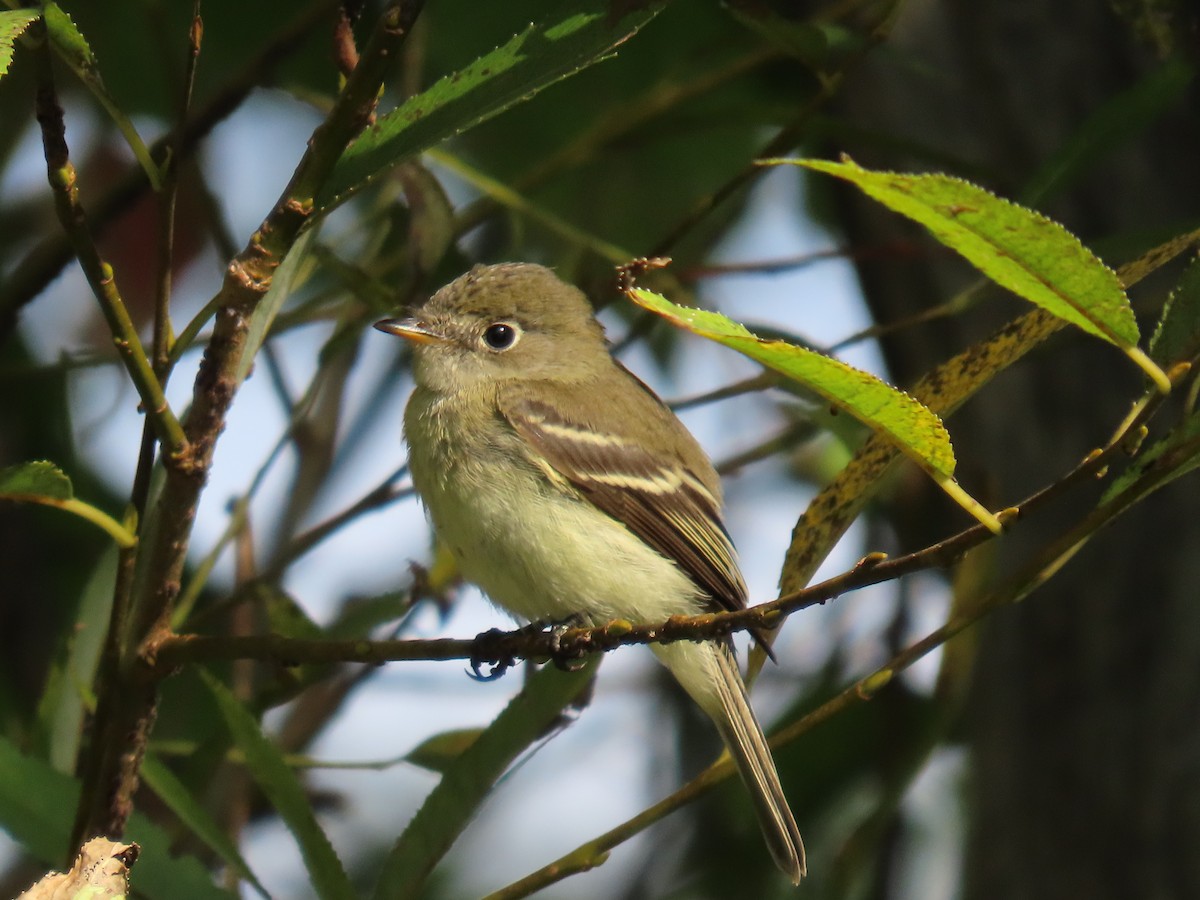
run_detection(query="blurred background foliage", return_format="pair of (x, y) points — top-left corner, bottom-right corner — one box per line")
(1, 0), (1199, 897)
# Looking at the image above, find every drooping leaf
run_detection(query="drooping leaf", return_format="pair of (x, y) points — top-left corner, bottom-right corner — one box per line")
(0, 460), (73, 500)
(200, 670), (355, 900)
(627, 287), (954, 477)
(626, 285), (1004, 532)
(790, 158), (1170, 391)
(0, 9), (39, 78)
(321, 1), (663, 208)
(371, 659), (600, 900)
(42, 3), (160, 189)
(1150, 254), (1200, 366)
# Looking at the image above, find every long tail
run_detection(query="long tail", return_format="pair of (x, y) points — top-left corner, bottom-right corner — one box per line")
(653, 640), (806, 883)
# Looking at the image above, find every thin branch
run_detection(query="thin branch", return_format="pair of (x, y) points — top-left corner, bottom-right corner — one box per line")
(0, 0), (342, 341)
(775, 234), (1190, 599)
(480, 389), (1191, 899)
(32, 32), (189, 460)
(72, 1), (426, 843)
(147, 377), (1173, 675)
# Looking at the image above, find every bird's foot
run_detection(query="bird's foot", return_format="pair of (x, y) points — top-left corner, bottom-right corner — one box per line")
(468, 627), (518, 681)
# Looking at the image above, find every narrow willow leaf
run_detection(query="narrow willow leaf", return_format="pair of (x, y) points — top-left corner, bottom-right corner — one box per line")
(234, 227), (316, 384)
(789, 158), (1171, 392)
(33, 548), (116, 775)
(43, 3), (161, 190)
(1101, 409), (1200, 508)
(141, 754), (268, 897)
(627, 287), (1002, 532)
(1150, 254), (1200, 366)
(1117, 226), (1200, 287)
(627, 289), (954, 475)
(321, 1), (662, 208)
(201, 671), (355, 900)
(371, 659), (600, 900)
(0, 737), (234, 899)
(0, 9), (38, 78)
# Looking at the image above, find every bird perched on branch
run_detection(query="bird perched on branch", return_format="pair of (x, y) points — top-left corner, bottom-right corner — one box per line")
(376, 262), (804, 883)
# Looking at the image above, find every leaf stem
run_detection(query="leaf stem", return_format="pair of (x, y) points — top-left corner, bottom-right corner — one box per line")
(1125, 344), (1172, 394)
(932, 474), (1004, 534)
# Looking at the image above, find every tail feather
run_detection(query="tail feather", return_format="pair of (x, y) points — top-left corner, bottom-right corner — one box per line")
(654, 640), (806, 883)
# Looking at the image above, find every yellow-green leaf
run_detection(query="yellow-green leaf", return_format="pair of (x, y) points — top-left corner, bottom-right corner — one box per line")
(0, 9), (38, 78)
(404, 728), (484, 774)
(627, 288), (955, 477)
(628, 286), (1004, 532)
(788, 158), (1170, 392)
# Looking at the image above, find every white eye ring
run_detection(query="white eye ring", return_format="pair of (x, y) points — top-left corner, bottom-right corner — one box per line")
(482, 322), (521, 351)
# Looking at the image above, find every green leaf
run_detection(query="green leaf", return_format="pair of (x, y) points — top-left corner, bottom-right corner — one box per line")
(321, 1), (663, 208)
(0, 8), (38, 78)
(200, 670), (355, 900)
(0, 459), (73, 500)
(1150, 254), (1200, 366)
(1101, 409), (1200, 508)
(627, 288), (954, 476)
(234, 227), (317, 384)
(43, 3), (161, 190)
(33, 548), (117, 774)
(141, 754), (268, 898)
(0, 460), (136, 547)
(371, 659), (600, 900)
(0, 737), (234, 899)
(404, 727), (484, 774)
(790, 158), (1171, 391)
(627, 285), (1004, 532)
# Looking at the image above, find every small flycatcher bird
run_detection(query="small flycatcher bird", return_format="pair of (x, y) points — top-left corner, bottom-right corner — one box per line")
(376, 263), (805, 882)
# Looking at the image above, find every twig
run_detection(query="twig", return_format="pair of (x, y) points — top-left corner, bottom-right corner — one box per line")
(480, 391), (1190, 898)
(72, 1), (426, 843)
(0, 0), (342, 341)
(32, 32), (188, 460)
(148, 377), (1172, 674)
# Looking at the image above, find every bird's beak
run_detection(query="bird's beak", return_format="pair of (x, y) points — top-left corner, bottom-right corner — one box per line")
(374, 317), (446, 345)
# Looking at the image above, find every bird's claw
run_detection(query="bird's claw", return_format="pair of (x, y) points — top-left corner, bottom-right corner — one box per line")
(546, 619), (589, 672)
(468, 627), (516, 681)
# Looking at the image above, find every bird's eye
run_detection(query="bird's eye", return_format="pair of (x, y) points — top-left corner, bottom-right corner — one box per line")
(483, 322), (520, 350)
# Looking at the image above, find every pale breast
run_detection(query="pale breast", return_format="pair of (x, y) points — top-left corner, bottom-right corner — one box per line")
(405, 389), (705, 626)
